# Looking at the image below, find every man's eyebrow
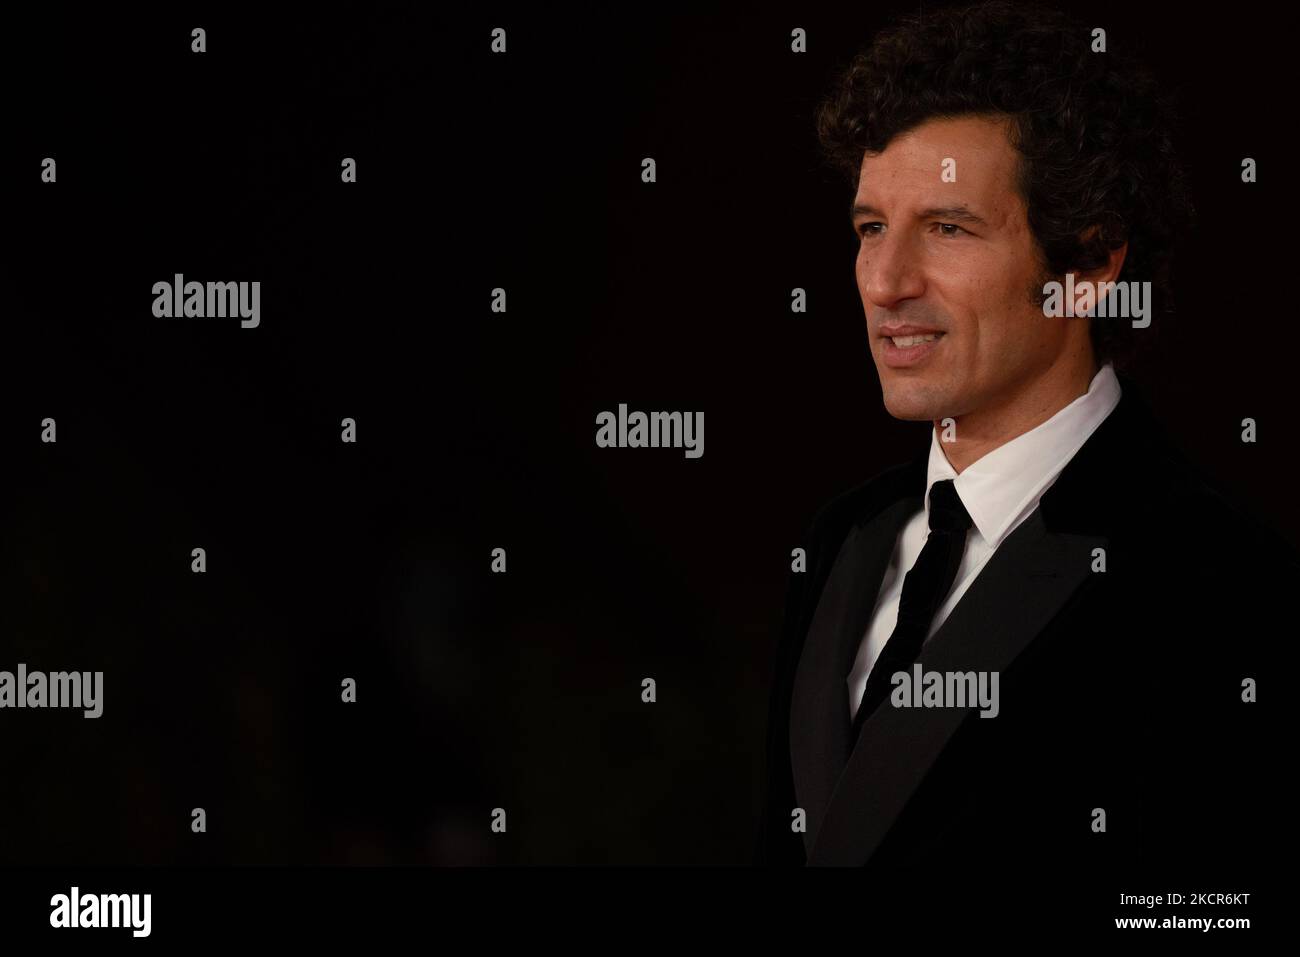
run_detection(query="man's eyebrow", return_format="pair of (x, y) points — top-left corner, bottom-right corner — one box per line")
(849, 202), (883, 222)
(848, 202), (990, 228)
(920, 205), (989, 227)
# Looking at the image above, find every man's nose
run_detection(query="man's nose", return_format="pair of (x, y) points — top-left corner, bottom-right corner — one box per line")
(860, 231), (925, 310)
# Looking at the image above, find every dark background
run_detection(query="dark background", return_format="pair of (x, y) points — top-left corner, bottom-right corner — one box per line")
(1, 1), (1291, 865)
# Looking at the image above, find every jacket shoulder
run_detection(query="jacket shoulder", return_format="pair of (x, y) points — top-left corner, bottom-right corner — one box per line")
(801, 459), (921, 554)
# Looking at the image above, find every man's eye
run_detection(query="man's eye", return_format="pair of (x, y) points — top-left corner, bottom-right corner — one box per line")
(858, 222), (884, 238)
(936, 223), (966, 237)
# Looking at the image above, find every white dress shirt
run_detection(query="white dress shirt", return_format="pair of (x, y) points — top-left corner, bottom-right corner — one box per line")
(846, 363), (1122, 724)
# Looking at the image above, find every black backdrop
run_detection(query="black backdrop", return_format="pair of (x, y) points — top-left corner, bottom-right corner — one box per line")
(2, 1), (1292, 867)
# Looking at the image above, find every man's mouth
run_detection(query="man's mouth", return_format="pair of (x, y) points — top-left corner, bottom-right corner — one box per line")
(888, 333), (943, 347)
(879, 330), (946, 368)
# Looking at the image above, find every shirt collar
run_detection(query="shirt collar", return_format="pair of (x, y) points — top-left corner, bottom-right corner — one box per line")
(923, 363), (1123, 547)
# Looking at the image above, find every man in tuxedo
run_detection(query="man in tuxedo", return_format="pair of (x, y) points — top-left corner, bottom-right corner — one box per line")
(758, 1), (1293, 875)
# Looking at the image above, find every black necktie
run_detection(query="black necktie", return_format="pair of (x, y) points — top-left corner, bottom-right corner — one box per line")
(849, 478), (973, 743)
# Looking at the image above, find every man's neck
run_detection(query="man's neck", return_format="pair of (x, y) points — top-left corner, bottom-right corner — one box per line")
(935, 361), (1101, 474)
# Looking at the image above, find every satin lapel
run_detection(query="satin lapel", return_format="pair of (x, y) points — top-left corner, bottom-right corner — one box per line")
(789, 495), (919, 858)
(807, 508), (1107, 865)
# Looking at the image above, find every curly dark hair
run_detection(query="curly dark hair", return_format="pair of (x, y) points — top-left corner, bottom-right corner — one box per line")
(815, 0), (1196, 368)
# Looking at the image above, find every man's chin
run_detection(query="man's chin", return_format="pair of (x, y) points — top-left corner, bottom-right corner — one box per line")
(882, 402), (939, 422)
(879, 381), (949, 422)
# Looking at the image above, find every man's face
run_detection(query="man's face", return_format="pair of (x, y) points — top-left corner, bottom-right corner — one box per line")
(852, 114), (1067, 422)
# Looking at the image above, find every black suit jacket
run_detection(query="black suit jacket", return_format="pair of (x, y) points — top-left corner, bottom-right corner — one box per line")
(758, 378), (1293, 876)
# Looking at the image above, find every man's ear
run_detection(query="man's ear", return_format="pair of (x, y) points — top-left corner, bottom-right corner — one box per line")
(1071, 226), (1128, 316)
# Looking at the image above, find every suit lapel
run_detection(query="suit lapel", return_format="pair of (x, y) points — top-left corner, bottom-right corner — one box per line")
(789, 491), (921, 858)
